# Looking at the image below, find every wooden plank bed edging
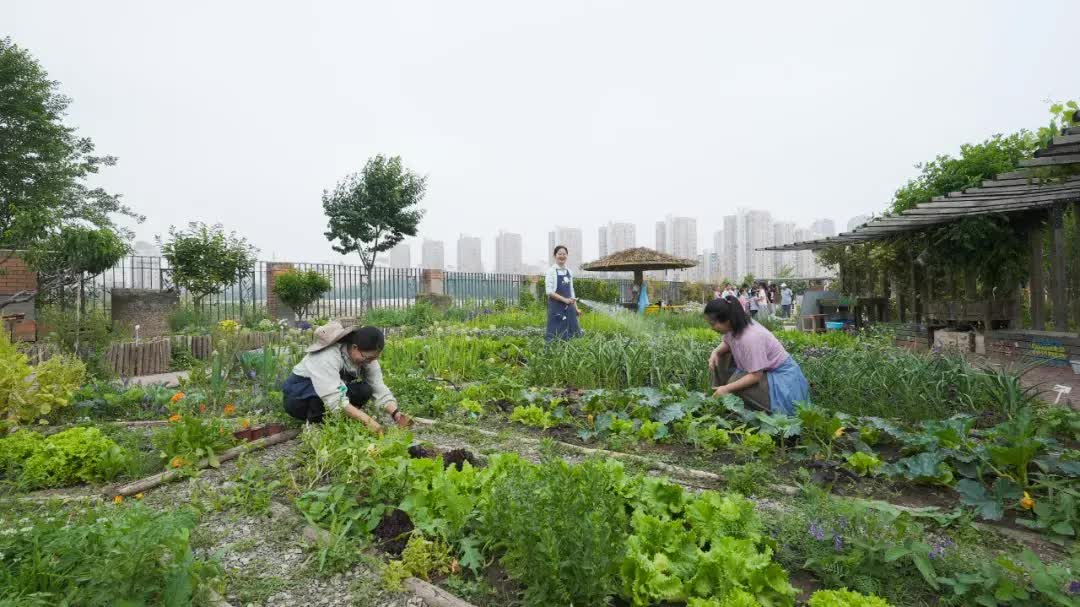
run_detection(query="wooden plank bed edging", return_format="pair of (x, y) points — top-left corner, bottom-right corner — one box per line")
(107, 428), (301, 497)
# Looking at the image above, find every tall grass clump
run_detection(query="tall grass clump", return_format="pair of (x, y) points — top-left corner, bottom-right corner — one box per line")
(798, 346), (1011, 422)
(526, 334), (712, 390)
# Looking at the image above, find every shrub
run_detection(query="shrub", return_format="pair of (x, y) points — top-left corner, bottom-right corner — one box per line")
(5, 427), (130, 488)
(38, 305), (122, 378)
(0, 331), (86, 424)
(481, 455), (628, 607)
(273, 268), (333, 321)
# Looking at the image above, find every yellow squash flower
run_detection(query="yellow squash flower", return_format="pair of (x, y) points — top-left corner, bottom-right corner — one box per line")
(113, 495), (123, 505)
(1020, 492), (1035, 510)
(833, 427), (845, 439)
(135, 493), (145, 500)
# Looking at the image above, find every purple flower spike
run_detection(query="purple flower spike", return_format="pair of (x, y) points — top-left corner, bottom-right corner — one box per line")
(808, 521), (826, 541)
(833, 534), (844, 552)
(1068, 581), (1080, 596)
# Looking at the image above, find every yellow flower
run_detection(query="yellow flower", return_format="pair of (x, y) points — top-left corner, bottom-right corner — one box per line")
(586, 414), (594, 425)
(223, 404), (236, 416)
(170, 456), (187, 469)
(113, 495), (123, 505)
(833, 427), (845, 439)
(218, 319), (240, 333)
(170, 392), (185, 404)
(1020, 492), (1035, 510)
(168, 413), (182, 423)
(135, 493), (144, 500)
(240, 418), (251, 429)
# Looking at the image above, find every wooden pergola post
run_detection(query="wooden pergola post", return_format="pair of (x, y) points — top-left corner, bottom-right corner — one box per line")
(881, 270), (891, 322)
(909, 248), (919, 323)
(1050, 204), (1068, 331)
(1029, 215), (1045, 330)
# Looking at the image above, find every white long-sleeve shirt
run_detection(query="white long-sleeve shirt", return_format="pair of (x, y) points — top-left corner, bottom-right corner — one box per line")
(545, 265), (575, 299)
(291, 345), (395, 411)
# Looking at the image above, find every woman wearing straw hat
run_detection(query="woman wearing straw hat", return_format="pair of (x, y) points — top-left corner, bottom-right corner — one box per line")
(281, 321), (411, 433)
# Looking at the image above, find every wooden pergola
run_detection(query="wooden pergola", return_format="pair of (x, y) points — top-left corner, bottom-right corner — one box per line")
(762, 122), (1080, 334)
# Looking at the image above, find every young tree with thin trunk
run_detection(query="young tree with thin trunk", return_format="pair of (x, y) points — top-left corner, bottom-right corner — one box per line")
(323, 155), (426, 310)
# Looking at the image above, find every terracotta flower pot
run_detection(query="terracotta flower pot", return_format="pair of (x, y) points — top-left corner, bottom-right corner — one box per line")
(265, 423), (285, 436)
(233, 428), (255, 442)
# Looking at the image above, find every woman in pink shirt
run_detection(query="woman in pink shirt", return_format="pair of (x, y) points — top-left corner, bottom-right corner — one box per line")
(705, 295), (810, 415)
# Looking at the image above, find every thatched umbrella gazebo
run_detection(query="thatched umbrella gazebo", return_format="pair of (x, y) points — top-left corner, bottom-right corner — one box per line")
(581, 247), (697, 310)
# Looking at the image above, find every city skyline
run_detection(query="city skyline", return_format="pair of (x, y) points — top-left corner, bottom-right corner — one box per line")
(386, 212), (854, 279)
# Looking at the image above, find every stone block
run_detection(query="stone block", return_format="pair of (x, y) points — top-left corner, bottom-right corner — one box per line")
(111, 289), (179, 338)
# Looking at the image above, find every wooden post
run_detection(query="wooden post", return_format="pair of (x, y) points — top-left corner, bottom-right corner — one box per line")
(909, 249), (918, 323)
(1050, 204), (1068, 331)
(881, 270), (891, 322)
(1029, 216), (1045, 330)
(922, 264), (932, 325)
(964, 268), (978, 301)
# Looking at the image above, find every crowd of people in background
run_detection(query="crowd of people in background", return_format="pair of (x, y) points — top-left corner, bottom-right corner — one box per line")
(712, 281), (796, 319)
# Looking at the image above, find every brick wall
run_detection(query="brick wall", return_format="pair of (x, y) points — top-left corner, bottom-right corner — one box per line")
(0, 251), (38, 341)
(265, 262), (295, 321)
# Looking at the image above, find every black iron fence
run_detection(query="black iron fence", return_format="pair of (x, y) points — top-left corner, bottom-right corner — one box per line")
(445, 272), (525, 307)
(75, 256), (690, 324)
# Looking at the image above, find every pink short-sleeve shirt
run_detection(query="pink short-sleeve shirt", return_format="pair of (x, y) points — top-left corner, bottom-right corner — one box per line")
(722, 322), (789, 373)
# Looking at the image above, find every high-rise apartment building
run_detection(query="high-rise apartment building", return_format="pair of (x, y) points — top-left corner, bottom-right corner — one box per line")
(547, 226), (583, 271)
(654, 221), (667, 254)
(722, 215), (738, 281)
(421, 239), (444, 270)
(495, 231), (523, 274)
(598, 222), (636, 258)
(653, 216), (697, 280)
(743, 210), (773, 278)
(811, 218), (837, 237)
(456, 235), (483, 272)
(772, 222), (796, 277)
(389, 243), (411, 268)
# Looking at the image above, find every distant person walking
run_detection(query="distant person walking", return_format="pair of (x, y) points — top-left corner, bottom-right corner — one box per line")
(545, 245), (582, 341)
(781, 283), (793, 318)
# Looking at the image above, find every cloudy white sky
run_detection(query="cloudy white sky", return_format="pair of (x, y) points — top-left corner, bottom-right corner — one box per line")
(7, 1), (1078, 268)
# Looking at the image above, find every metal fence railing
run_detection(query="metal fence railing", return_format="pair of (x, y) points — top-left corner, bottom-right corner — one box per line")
(72, 256), (689, 324)
(445, 272), (525, 307)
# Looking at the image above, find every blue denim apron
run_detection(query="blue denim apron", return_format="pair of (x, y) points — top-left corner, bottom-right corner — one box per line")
(765, 356), (811, 416)
(545, 268), (580, 341)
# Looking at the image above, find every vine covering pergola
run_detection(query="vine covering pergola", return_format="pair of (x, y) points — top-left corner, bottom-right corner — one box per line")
(762, 121), (1080, 335)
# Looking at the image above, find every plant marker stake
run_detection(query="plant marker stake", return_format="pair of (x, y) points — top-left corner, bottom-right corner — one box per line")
(1052, 384), (1071, 404)
(134, 324), (140, 345)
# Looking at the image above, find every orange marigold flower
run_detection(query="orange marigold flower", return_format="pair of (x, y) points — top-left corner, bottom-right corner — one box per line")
(113, 495), (123, 505)
(198, 403), (207, 414)
(170, 392), (185, 403)
(1020, 492), (1035, 510)
(223, 404), (236, 416)
(168, 413), (182, 423)
(170, 456), (186, 468)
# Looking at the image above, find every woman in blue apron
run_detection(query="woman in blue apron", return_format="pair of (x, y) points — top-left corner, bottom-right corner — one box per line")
(545, 245), (582, 341)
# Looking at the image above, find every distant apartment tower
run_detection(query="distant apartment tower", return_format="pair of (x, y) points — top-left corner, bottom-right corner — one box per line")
(722, 215), (739, 281)
(811, 218), (837, 237)
(652, 216), (697, 280)
(598, 222), (636, 258)
(772, 222), (796, 277)
(456, 235), (483, 272)
(743, 210), (773, 278)
(547, 226), (583, 271)
(495, 231), (523, 274)
(421, 239), (444, 270)
(654, 221), (667, 253)
(389, 243), (411, 268)
(847, 215), (870, 231)
(793, 228), (815, 278)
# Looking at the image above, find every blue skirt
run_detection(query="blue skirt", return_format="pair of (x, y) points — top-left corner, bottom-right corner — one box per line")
(767, 356), (811, 416)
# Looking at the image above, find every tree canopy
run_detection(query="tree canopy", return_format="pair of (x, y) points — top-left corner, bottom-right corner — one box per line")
(159, 222), (258, 307)
(272, 268), (333, 322)
(323, 155), (426, 276)
(0, 37), (141, 252)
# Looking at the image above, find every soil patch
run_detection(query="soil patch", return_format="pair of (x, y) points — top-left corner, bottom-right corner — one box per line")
(442, 448), (482, 471)
(372, 508), (414, 556)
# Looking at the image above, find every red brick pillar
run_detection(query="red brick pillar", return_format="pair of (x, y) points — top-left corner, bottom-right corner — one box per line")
(0, 250), (39, 341)
(265, 262), (295, 321)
